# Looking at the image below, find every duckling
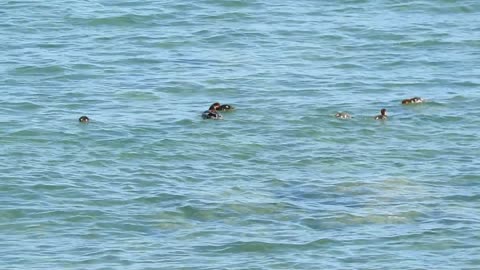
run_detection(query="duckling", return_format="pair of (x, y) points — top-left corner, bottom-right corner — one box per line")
(217, 104), (234, 111)
(401, 97), (424, 104)
(202, 103), (223, 120)
(79, 116), (90, 123)
(335, 112), (352, 119)
(374, 108), (387, 120)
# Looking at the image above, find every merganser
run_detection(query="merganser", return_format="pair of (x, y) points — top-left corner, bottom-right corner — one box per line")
(202, 103), (223, 120)
(401, 97), (424, 104)
(374, 108), (387, 120)
(79, 116), (90, 123)
(335, 112), (352, 119)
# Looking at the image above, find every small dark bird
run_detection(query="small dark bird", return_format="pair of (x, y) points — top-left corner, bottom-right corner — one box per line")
(374, 109), (387, 120)
(79, 116), (90, 123)
(401, 97), (424, 104)
(202, 103), (223, 120)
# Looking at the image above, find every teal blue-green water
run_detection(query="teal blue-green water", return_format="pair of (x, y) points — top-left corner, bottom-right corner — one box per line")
(2, 1), (480, 269)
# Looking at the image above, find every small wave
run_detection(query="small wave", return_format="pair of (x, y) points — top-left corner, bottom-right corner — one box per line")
(116, 90), (160, 101)
(69, 14), (157, 27)
(198, 238), (335, 253)
(133, 193), (186, 204)
(200, 11), (252, 21)
(3, 101), (43, 111)
(332, 211), (423, 225)
(10, 65), (67, 76)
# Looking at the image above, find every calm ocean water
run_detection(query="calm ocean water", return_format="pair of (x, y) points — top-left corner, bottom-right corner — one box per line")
(1, 0), (480, 269)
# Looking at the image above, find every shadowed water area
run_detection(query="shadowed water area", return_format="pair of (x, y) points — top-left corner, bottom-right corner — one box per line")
(1, 0), (480, 269)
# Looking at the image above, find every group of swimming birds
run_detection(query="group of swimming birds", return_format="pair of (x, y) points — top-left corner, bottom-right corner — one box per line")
(335, 96), (424, 120)
(199, 96), (424, 121)
(78, 97), (424, 123)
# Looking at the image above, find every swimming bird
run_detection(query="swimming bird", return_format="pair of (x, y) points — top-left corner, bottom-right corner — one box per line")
(79, 116), (90, 123)
(401, 97), (424, 104)
(202, 103), (223, 120)
(217, 104), (234, 111)
(335, 112), (352, 119)
(374, 108), (387, 120)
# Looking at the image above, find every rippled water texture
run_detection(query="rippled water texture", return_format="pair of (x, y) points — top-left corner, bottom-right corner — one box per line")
(1, 0), (480, 269)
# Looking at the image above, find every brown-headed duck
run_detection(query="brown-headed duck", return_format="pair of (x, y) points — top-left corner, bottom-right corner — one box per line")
(401, 97), (424, 104)
(202, 103), (224, 120)
(79, 116), (90, 123)
(335, 112), (352, 119)
(217, 104), (234, 111)
(374, 108), (387, 120)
